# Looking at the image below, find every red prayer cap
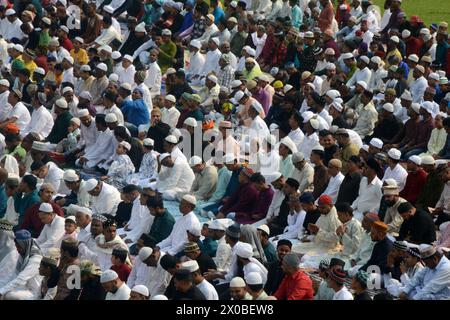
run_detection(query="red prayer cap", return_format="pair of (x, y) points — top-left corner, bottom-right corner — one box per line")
(365, 212), (380, 222)
(4, 123), (19, 135)
(318, 195), (333, 206)
(242, 167), (255, 178)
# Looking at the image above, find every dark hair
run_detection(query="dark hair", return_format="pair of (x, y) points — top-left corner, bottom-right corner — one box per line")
(5, 134), (21, 143)
(348, 155), (362, 166)
(22, 174), (37, 190)
(277, 239), (292, 248)
(290, 111), (303, 124)
(139, 233), (153, 247)
(247, 284), (263, 292)
(335, 202), (353, 215)
(61, 242), (79, 258)
(103, 91), (117, 102)
(30, 160), (46, 171)
(102, 16), (112, 25)
(41, 261), (60, 288)
(311, 149), (325, 159)
(112, 249), (128, 263)
(18, 68), (30, 77)
(318, 129), (332, 137)
(160, 254), (180, 270)
(114, 126), (131, 142)
(122, 184), (140, 193)
(95, 114), (107, 127)
(285, 177), (300, 189)
(146, 194), (164, 209)
(250, 172), (265, 184)
(363, 90), (374, 99)
(443, 117), (450, 128)
(397, 201), (414, 214)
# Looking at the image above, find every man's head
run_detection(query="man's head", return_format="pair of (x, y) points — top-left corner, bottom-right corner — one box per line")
(281, 253), (300, 275)
(420, 245), (442, 270)
(282, 178), (299, 196)
(38, 183), (55, 202)
(75, 206), (92, 229)
(179, 195), (196, 215)
(86, 179), (101, 196)
(370, 221), (388, 241)
(20, 174), (37, 193)
(37, 202), (55, 225)
(276, 239), (292, 262)
(146, 194), (165, 217)
(397, 202), (416, 221)
(229, 277), (248, 300)
(336, 202), (353, 224)
(317, 195), (333, 215)
(100, 270), (120, 293)
(103, 219), (117, 242)
(174, 269), (194, 293)
(130, 285), (149, 300)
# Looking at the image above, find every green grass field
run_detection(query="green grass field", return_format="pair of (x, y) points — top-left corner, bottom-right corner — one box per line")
(370, 0), (450, 26)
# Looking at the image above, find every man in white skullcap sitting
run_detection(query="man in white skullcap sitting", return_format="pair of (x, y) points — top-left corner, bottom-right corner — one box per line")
(181, 260), (219, 300)
(229, 277), (252, 300)
(399, 244), (450, 300)
(55, 169), (92, 209)
(35, 202), (66, 255)
(245, 272), (269, 300)
(129, 285), (149, 300)
(156, 194), (201, 255)
(101, 269), (131, 300)
(154, 153), (195, 200)
(84, 178), (121, 216)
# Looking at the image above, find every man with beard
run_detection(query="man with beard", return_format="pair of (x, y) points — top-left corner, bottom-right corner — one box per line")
(379, 181), (407, 235)
(146, 108), (171, 154)
(101, 269), (131, 300)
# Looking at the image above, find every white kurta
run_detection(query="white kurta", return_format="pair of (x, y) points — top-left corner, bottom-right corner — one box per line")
(197, 279), (219, 300)
(201, 49), (221, 77)
(115, 64), (136, 85)
(351, 176), (383, 221)
(382, 164), (408, 192)
(146, 255), (172, 298)
(35, 215), (66, 255)
(78, 119), (99, 152)
(258, 150), (280, 177)
(338, 218), (364, 258)
(298, 133), (320, 161)
(288, 128), (305, 150)
(105, 283), (131, 300)
(214, 236), (232, 273)
(104, 105), (124, 125)
(157, 157), (195, 200)
(91, 182), (121, 216)
(123, 204), (154, 243)
(0, 254), (43, 300)
(409, 76), (428, 103)
(8, 102), (31, 134)
(82, 128), (115, 168)
(332, 286), (354, 300)
(44, 162), (68, 195)
(0, 91), (11, 122)
(187, 51), (205, 80)
(321, 172), (345, 203)
(161, 107), (181, 128)
(157, 211), (201, 255)
(144, 61), (162, 98)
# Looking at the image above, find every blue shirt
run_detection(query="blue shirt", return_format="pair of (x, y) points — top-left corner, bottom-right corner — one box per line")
(0, 184), (7, 217)
(179, 11), (194, 33)
(121, 99), (150, 127)
(213, 7), (225, 25)
(291, 5), (303, 29)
